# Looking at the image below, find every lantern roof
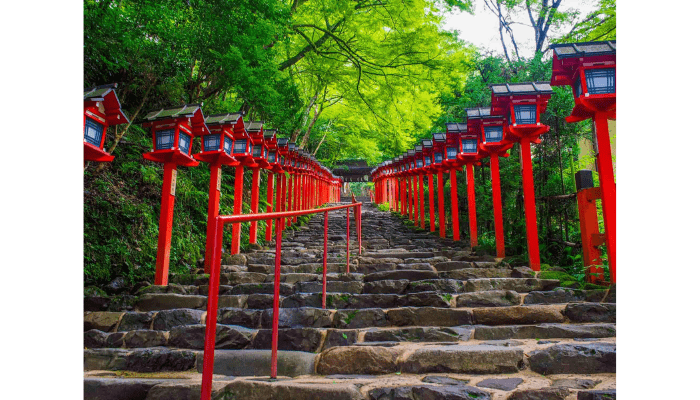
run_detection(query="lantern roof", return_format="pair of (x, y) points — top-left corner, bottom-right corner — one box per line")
(277, 137), (289, 146)
(263, 129), (277, 139)
(245, 121), (264, 135)
(465, 107), (492, 119)
(288, 142), (297, 151)
(84, 83), (130, 125)
(414, 145), (423, 152)
(446, 122), (468, 133)
(432, 133), (446, 142)
(550, 40), (616, 59)
(143, 103), (209, 135)
(205, 113), (243, 125)
(421, 139), (433, 148)
(407, 149), (415, 156)
(144, 104), (202, 121)
(490, 82), (553, 96)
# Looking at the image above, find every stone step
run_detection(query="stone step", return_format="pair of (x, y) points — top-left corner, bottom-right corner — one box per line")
(84, 373), (616, 400)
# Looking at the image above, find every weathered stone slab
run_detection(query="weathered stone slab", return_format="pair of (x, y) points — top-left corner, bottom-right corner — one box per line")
(246, 294), (276, 309)
(220, 272), (267, 285)
(472, 306), (565, 325)
(577, 390), (616, 400)
(152, 309), (205, 331)
(564, 303), (616, 323)
(433, 261), (475, 271)
(400, 345), (523, 374)
(550, 378), (601, 389)
(364, 327), (468, 343)
(399, 292), (453, 308)
(196, 349), (316, 377)
(227, 282), (295, 296)
(477, 378), (523, 391)
(217, 308), (262, 329)
(334, 308), (388, 329)
(363, 279), (410, 294)
(297, 281), (364, 294)
(85, 312), (124, 332)
(262, 307), (334, 329)
(369, 385), (491, 400)
(407, 279), (464, 293)
(84, 378), (171, 400)
(387, 307), (473, 327)
(168, 324), (254, 349)
(85, 329), (109, 348)
(506, 388), (570, 400)
(473, 323), (616, 340)
(252, 328), (324, 352)
(215, 379), (364, 400)
(218, 295), (247, 309)
(364, 270), (439, 282)
(123, 330), (168, 348)
(528, 343), (616, 375)
(457, 290), (520, 307)
(323, 329), (359, 349)
(317, 346), (401, 374)
(267, 273), (318, 284)
(463, 279), (559, 293)
(135, 294), (206, 312)
(440, 268), (513, 280)
(118, 312), (156, 331)
(345, 294), (400, 309)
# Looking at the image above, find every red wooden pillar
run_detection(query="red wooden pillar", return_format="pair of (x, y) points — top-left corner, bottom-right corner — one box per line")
(465, 163), (478, 248)
(519, 138), (540, 269)
(450, 168), (460, 241)
(287, 173), (294, 227)
(265, 172), (275, 241)
(249, 167), (261, 244)
(490, 154), (506, 258)
(204, 165), (222, 274)
(413, 174), (419, 226)
(577, 187), (604, 284)
(230, 165), (245, 255)
(419, 174), (425, 229)
(428, 174), (435, 232)
(400, 178), (406, 215)
(437, 170), (446, 239)
(408, 176), (414, 220)
(154, 162), (177, 285)
(594, 113), (616, 282)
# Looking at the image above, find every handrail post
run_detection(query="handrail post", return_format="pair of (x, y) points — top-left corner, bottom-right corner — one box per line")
(271, 216), (283, 378)
(322, 211), (329, 309)
(346, 207), (350, 273)
(200, 217), (224, 400)
(357, 203), (362, 254)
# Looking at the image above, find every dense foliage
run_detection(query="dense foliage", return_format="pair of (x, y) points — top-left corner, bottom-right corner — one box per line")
(84, 0), (615, 285)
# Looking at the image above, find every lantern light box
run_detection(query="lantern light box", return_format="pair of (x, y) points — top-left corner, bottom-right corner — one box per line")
(197, 113), (244, 165)
(84, 83), (130, 162)
(550, 40), (616, 122)
(432, 133), (446, 165)
(142, 104), (209, 167)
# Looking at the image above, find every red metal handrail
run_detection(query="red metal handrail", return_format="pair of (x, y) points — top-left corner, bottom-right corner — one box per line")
(200, 202), (362, 400)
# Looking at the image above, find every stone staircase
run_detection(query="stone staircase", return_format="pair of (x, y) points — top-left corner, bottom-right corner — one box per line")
(84, 203), (616, 400)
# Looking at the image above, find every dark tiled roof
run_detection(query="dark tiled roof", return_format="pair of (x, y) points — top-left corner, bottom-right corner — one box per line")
(465, 107), (491, 118)
(144, 104), (202, 121)
(407, 149), (415, 156)
(277, 137), (289, 146)
(84, 83), (118, 100)
(446, 122), (468, 132)
(421, 139), (433, 148)
(490, 82), (553, 96)
(245, 121), (264, 131)
(263, 129), (277, 138)
(432, 133), (446, 142)
(204, 113), (243, 125)
(550, 41), (616, 58)
(414, 145), (423, 152)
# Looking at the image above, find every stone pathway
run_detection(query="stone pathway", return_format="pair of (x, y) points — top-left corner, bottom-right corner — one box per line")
(84, 202), (616, 400)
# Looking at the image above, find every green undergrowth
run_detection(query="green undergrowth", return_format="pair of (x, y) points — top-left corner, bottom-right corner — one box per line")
(539, 263), (610, 290)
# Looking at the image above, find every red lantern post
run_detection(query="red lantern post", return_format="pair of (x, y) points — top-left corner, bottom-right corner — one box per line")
(420, 140), (436, 232)
(444, 124), (467, 242)
(550, 41), (616, 283)
(195, 113), (245, 273)
(84, 84), (129, 163)
(490, 82), (554, 269)
(455, 115), (489, 249)
(246, 122), (271, 244)
(227, 119), (257, 254)
(432, 133), (447, 239)
(142, 104), (207, 285)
